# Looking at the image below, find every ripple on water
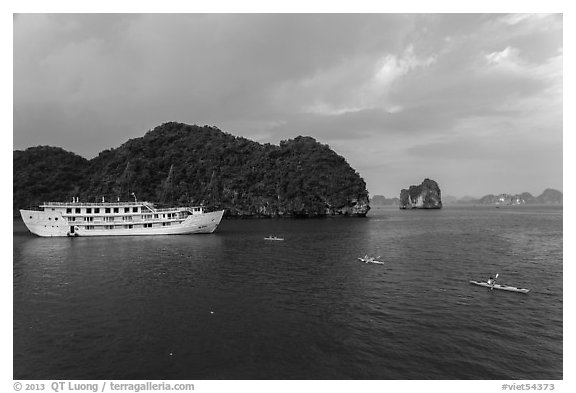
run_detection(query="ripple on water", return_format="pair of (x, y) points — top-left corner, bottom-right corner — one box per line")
(13, 206), (562, 379)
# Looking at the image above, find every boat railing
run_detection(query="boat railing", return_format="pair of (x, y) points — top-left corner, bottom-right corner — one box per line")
(42, 201), (154, 207)
(153, 206), (205, 213)
(40, 201), (207, 214)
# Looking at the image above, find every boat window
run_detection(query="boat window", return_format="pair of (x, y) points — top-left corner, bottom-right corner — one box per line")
(105, 208), (111, 214)
(124, 207), (130, 213)
(75, 208), (81, 214)
(113, 208), (119, 213)
(94, 208), (100, 213)
(133, 207), (138, 213)
(55, 217), (58, 221)
(66, 208), (72, 214)
(86, 208), (92, 214)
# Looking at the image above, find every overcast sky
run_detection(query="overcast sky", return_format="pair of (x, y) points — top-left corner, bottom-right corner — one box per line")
(13, 13), (563, 198)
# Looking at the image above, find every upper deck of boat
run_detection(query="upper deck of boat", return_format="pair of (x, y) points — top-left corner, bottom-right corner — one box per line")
(42, 201), (148, 206)
(38, 201), (205, 214)
(41, 201), (152, 208)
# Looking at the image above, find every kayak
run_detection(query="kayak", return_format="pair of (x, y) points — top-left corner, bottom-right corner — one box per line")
(358, 257), (384, 264)
(264, 236), (284, 241)
(469, 280), (530, 293)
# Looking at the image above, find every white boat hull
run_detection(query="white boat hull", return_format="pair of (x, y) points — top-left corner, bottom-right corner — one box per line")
(20, 209), (224, 237)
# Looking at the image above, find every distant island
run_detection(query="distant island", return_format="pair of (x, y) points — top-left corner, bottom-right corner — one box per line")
(370, 195), (400, 206)
(13, 122), (370, 218)
(372, 188), (562, 207)
(442, 189), (562, 205)
(399, 178), (443, 209)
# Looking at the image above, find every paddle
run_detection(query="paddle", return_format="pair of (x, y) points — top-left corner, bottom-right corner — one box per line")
(490, 273), (499, 290)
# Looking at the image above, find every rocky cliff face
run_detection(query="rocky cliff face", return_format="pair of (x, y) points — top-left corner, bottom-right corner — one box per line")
(328, 197), (370, 216)
(399, 178), (442, 209)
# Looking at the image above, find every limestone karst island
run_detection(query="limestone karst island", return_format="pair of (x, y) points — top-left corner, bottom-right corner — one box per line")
(399, 178), (443, 209)
(13, 122), (370, 218)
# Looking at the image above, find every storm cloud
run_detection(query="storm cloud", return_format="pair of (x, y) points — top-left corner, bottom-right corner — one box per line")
(13, 13), (562, 198)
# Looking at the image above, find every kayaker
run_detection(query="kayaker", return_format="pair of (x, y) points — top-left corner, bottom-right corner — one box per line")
(488, 273), (499, 290)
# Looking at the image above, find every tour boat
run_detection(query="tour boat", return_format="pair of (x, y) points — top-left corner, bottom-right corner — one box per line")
(20, 200), (224, 237)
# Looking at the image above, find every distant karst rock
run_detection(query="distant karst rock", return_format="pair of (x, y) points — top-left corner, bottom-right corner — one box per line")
(399, 178), (443, 209)
(370, 195), (400, 206)
(478, 193), (530, 205)
(537, 188), (563, 204)
(476, 189), (562, 205)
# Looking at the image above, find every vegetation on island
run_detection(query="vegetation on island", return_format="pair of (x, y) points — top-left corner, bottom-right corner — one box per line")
(13, 146), (90, 214)
(13, 122), (370, 217)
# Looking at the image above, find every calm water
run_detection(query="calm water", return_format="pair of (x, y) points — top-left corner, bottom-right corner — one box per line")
(13, 205), (562, 380)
